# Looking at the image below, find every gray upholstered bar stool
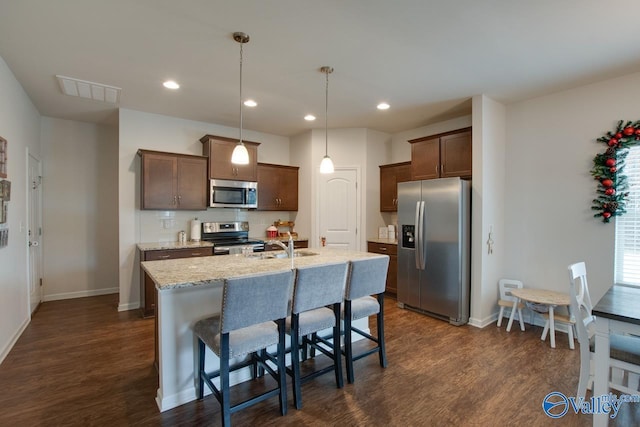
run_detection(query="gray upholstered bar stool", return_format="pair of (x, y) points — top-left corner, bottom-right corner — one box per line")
(343, 255), (390, 383)
(194, 269), (294, 427)
(286, 261), (349, 410)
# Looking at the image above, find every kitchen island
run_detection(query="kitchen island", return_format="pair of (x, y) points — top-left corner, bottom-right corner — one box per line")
(141, 247), (386, 412)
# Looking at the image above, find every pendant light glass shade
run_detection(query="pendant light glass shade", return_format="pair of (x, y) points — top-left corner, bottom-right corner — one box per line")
(319, 66), (334, 174)
(232, 32), (250, 165)
(320, 155), (334, 174)
(231, 143), (249, 164)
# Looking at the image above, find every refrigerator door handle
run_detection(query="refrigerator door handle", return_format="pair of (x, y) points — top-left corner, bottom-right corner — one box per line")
(419, 201), (426, 270)
(414, 201), (421, 269)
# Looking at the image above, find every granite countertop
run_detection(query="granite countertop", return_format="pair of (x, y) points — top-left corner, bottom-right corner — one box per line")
(141, 247), (386, 291)
(367, 237), (398, 245)
(137, 241), (214, 251)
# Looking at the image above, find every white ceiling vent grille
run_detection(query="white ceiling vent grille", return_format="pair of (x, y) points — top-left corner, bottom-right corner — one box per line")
(56, 75), (121, 104)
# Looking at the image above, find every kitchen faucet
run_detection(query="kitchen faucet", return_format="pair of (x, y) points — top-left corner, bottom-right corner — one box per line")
(266, 232), (295, 259)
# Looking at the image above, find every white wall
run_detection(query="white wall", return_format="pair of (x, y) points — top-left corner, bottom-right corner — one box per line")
(365, 129), (391, 239)
(40, 118), (119, 300)
(118, 109), (292, 311)
(290, 131), (313, 242)
(469, 95), (507, 326)
(504, 71), (640, 304)
(0, 56), (42, 363)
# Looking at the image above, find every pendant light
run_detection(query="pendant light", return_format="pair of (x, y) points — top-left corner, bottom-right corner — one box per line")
(231, 32), (250, 165)
(319, 66), (335, 174)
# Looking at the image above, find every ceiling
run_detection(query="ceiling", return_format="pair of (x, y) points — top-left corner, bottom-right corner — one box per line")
(1, 0), (640, 137)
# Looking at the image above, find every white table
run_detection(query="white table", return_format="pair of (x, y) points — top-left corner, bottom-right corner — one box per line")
(507, 288), (572, 349)
(592, 284), (640, 427)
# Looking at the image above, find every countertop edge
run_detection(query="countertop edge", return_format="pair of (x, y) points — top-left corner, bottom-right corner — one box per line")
(367, 238), (398, 245)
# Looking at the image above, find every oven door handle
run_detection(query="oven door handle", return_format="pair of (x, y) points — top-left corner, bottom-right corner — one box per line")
(214, 246), (231, 255)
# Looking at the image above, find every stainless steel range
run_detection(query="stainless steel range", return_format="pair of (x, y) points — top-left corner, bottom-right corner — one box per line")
(201, 221), (265, 255)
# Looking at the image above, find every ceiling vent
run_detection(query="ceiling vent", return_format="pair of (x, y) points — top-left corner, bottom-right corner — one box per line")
(56, 75), (121, 104)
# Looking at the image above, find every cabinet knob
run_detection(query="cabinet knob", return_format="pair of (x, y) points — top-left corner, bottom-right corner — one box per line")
(159, 255), (171, 259)
(378, 246), (387, 251)
(173, 195), (177, 205)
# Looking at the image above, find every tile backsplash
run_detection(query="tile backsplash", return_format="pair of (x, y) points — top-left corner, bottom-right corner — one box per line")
(138, 209), (293, 243)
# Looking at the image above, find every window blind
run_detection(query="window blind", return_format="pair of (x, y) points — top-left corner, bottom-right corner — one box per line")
(615, 146), (640, 286)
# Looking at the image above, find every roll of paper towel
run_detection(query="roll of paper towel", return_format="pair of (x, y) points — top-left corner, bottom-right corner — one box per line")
(190, 218), (201, 242)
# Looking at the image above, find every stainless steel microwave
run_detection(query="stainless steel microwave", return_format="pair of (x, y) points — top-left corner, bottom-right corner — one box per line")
(209, 179), (258, 208)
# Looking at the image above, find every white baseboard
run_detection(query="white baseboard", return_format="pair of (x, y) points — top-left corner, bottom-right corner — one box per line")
(468, 314), (496, 328)
(118, 301), (140, 312)
(0, 317), (30, 365)
(43, 287), (119, 302)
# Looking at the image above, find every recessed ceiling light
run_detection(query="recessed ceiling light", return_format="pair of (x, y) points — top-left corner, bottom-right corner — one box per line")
(377, 102), (390, 110)
(163, 80), (180, 89)
(304, 114), (316, 121)
(244, 99), (257, 107)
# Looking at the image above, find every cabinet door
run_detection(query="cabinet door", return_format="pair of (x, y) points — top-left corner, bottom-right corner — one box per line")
(257, 164), (280, 210)
(380, 166), (397, 212)
(142, 153), (177, 209)
(411, 137), (440, 180)
(205, 137), (258, 181)
(177, 156), (208, 209)
(441, 131), (472, 178)
(380, 162), (412, 212)
(278, 166), (298, 211)
(257, 163), (298, 211)
(234, 144), (258, 181)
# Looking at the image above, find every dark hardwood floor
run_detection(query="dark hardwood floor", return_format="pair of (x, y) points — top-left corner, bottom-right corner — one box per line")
(1, 294), (638, 426)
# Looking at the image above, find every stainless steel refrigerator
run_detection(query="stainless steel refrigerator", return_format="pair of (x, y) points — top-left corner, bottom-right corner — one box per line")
(397, 177), (471, 325)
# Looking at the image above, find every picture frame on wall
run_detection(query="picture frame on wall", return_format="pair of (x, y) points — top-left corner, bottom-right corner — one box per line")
(0, 180), (11, 202)
(0, 137), (6, 179)
(1, 180), (10, 201)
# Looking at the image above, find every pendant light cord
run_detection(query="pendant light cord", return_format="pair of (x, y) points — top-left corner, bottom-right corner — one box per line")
(239, 42), (244, 144)
(325, 69), (329, 156)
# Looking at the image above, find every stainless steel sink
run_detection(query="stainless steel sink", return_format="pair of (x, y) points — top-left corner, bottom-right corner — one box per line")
(293, 250), (318, 257)
(268, 250), (319, 259)
(245, 250), (318, 260)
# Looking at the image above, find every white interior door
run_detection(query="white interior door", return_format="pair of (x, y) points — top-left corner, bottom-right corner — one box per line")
(28, 152), (43, 314)
(318, 168), (359, 250)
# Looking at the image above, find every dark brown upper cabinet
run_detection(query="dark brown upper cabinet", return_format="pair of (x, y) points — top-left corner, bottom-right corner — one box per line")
(257, 163), (299, 211)
(200, 134), (260, 182)
(409, 128), (472, 180)
(138, 150), (208, 210)
(379, 162), (412, 212)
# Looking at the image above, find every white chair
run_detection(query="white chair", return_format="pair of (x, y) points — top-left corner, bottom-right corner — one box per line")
(569, 262), (640, 398)
(497, 279), (525, 331)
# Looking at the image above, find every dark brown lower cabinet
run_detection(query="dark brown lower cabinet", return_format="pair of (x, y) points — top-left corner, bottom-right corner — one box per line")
(264, 239), (309, 251)
(139, 247), (212, 318)
(367, 241), (397, 296)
